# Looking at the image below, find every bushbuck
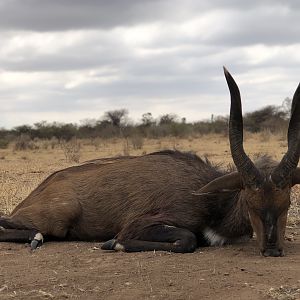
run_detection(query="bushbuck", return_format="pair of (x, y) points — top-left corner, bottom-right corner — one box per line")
(0, 68), (299, 257)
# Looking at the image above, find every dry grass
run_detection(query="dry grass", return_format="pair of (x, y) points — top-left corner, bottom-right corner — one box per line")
(0, 132), (299, 227)
(267, 286), (300, 300)
(61, 138), (81, 163)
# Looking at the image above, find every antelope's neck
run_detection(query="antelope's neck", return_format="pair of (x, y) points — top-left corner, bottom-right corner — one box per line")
(208, 191), (252, 242)
(226, 192), (252, 238)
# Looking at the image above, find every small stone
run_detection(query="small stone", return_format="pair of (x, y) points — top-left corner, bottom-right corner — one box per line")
(0, 285), (8, 292)
(38, 290), (54, 298)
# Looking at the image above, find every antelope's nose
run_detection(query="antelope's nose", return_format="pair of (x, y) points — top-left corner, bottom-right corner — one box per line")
(261, 248), (284, 257)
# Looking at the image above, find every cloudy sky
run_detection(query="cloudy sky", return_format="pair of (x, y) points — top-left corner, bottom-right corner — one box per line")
(0, 0), (299, 128)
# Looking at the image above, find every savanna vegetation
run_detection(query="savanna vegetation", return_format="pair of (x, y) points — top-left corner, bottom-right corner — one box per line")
(0, 98), (299, 299)
(0, 98), (292, 157)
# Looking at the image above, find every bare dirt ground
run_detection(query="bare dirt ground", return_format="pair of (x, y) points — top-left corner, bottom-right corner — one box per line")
(0, 135), (299, 300)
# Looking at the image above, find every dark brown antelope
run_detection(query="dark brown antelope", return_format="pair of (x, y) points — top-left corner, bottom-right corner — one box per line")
(0, 68), (299, 257)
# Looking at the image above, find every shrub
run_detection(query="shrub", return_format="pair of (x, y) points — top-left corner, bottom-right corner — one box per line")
(244, 105), (287, 133)
(61, 138), (81, 163)
(14, 134), (38, 151)
(0, 138), (9, 149)
(130, 135), (144, 150)
(50, 137), (59, 149)
(123, 138), (130, 156)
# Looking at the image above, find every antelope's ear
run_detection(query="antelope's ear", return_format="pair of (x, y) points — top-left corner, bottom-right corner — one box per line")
(292, 168), (300, 186)
(193, 172), (243, 195)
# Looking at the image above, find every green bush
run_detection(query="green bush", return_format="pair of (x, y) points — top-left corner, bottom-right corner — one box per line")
(0, 138), (9, 149)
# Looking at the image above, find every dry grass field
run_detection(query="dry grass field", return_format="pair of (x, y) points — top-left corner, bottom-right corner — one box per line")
(0, 133), (299, 299)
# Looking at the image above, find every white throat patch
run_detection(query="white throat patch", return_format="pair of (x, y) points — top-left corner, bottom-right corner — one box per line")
(203, 228), (226, 246)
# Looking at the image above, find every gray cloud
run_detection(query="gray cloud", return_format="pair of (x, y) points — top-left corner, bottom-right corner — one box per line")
(0, 0), (299, 128)
(0, 0), (299, 33)
(0, 0), (173, 31)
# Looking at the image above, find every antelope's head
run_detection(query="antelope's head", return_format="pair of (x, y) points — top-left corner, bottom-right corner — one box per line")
(198, 68), (300, 256)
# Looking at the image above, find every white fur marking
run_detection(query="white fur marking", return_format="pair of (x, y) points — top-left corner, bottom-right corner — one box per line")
(34, 233), (44, 242)
(203, 228), (226, 246)
(114, 243), (125, 251)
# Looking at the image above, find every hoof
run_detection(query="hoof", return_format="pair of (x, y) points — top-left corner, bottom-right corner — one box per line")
(101, 239), (117, 250)
(30, 233), (44, 250)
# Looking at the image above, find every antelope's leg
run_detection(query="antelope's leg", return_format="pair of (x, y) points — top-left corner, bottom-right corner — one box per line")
(101, 224), (197, 253)
(0, 216), (21, 229)
(0, 227), (43, 249)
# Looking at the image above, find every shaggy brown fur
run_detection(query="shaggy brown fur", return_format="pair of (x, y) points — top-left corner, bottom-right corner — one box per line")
(2, 150), (254, 245)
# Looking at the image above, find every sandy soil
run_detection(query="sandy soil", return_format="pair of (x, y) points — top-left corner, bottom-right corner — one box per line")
(0, 229), (299, 300)
(0, 136), (299, 300)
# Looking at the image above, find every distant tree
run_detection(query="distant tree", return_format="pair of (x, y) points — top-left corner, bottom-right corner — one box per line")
(159, 114), (178, 125)
(57, 123), (78, 141)
(0, 128), (9, 139)
(244, 105), (287, 132)
(94, 120), (119, 139)
(34, 121), (53, 139)
(80, 118), (97, 127)
(141, 112), (154, 127)
(104, 109), (128, 127)
(77, 119), (97, 138)
(34, 121), (48, 128)
(13, 125), (33, 136)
